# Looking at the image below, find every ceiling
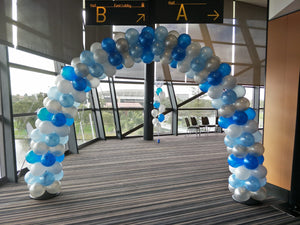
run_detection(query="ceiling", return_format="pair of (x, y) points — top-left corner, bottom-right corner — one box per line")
(236, 0), (268, 8)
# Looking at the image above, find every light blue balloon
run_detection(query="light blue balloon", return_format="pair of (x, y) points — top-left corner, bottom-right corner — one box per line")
(61, 66), (77, 81)
(199, 46), (213, 61)
(39, 171), (55, 186)
(24, 172), (40, 185)
(191, 56), (206, 73)
(125, 28), (139, 45)
(47, 86), (61, 100)
(245, 176), (261, 192)
(224, 135), (237, 148)
(228, 174), (244, 188)
(30, 129), (45, 142)
(89, 63), (104, 78)
(155, 26), (168, 42)
(59, 94), (74, 108)
(80, 50), (95, 67)
(152, 41), (165, 56)
(66, 118), (74, 126)
(45, 133), (60, 147)
(129, 43), (143, 58)
(185, 70), (195, 79)
(54, 170), (64, 181)
(253, 131), (262, 143)
(60, 135), (69, 145)
(211, 98), (224, 109)
(221, 90), (237, 105)
(237, 132), (255, 147)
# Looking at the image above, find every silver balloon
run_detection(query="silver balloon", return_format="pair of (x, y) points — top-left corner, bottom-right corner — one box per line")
(116, 38), (129, 53)
(193, 74), (203, 84)
(32, 142), (49, 155)
(57, 80), (73, 94)
(93, 49), (108, 64)
(233, 187), (251, 202)
(228, 184), (235, 193)
(62, 106), (78, 118)
(29, 183), (46, 198)
(46, 99), (62, 114)
(248, 143), (265, 156)
(151, 109), (159, 117)
(234, 166), (251, 180)
(47, 162), (63, 175)
(251, 165), (267, 179)
(206, 56), (220, 72)
(30, 162), (46, 176)
(89, 77), (101, 88)
(232, 145), (248, 157)
(235, 97), (250, 111)
(207, 85), (223, 99)
(55, 125), (70, 137)
(198, 69), (210, 81)
(222, 75), (237, 90)
(165, 34), (178, 49)
(168, 30), (180, 38)
(211, 98), (224, 109)
(90, 42), (102, 53)
(38, 121), (55, 135)
(250, 187), (267, 201)
(152, 118), (159, 126)
(49, 144), (65, 156)
(71, 57), (80, 67)
(218, 105), (236, 118)
(227, 147), (233, 154)
(75, 63), (89, 77)
(243, 120), (258, 133)
(46, 181), (61, 194)
(71, 89), (87, 103)
(155, 81), (164, 88)
(123, 53), (134, 68)
(253, 131), (262, 143)
(186, 42), (201, 58)
(177, 59), (191, 73)
(160, 50), (172, 64)
(113, 32), (125, 41)
(103, 63), (117, 77)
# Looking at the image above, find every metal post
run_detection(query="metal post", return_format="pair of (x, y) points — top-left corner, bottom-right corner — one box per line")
(68, 124), (79, 154)
(144, 61), (154, 140)
(0, 45), (17, 182)
(253, 86), (260, 123)
(167, 81), (178, 135)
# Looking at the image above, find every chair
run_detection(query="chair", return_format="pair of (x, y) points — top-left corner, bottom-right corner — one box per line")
(185, 118), (200, 136)
(215, 116), (222, 133)
(201, 116), (209, 133)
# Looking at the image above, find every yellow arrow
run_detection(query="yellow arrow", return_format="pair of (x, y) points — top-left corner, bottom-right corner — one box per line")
(137, 13), (145, 23)
(208, 10), (219, 21)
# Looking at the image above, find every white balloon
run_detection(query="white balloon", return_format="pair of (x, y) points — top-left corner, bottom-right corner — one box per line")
(222, 75), (237, 90)
(194, 74), (203, 84)
(62, 106), (78, 118)
(250, 187), (267, 201)
(47, 162), (63, 174)
(228, 184), (235, 193)
(159, 104), (166, 113)
(229, 165), (236, 173)
(29, 183), (46, 198)
(233, 85), (246, 98)
(30, 162), (46, 176)
(93, 49), (108, 64)
(153, 94), (160, 102)
(234, 166), (251, 180)
(233, 187), (251, 202)
(71, 90), (87, 103)
(251, 165), (267, 179)
(151, 109), (159, 118)
(46, 99), (62, 114)
(57, 79), (73, 94)
(152, 118), (159, 125)
(46, 181), (61, 194)
(49, 144), (65, 156)
(103, 63), (116, 77)
(211, 98), (224, 109)
(89, 77), (101, 88)
(39, 121), (55, 135)
(43, 97), (51, 107)
(177, 59), (191, 73)
(35, 119), (42, 128)
(55, 75), (64, 86)
(55, 125), (70, 137)
(159, 91), (166, 100)
(71, 57), (80, 67)
(186, 42), (201, 58)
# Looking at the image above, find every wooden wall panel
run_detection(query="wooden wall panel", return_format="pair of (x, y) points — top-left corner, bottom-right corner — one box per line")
(264, 11), (300, 191)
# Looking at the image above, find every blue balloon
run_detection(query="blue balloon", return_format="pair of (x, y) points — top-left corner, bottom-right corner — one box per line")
(232, 111), (248, 125)
(158, 114), (165, 122)
(237, 132), (255, 147)
(72, 77), (87, 91)
(171, 46), (186, 61)
(228, 174), (244, 188)
(218, 116), (234, 129)
(155, 26), (168, 41)
(61, 66), (77, 81)
(47, 86), (61, 100)
(139, 32), (154, 47)
(142, 26), (155, 37)
(153, 101), (160, 109)
(245, 107), (256, 120)
(228, 154), (244, 168)
(207, 71), (223, 86)
(59, 94), (74, 108)
(116, 64), (123, 70)
(84, 80), (92, 93)
(101, 38), (116, 53)
(245, 176), (261, 192)
(221, 90), (237, 105)
(80, 50), (95, 66)
(41, 152), (56, 167)
(89, 63), (104, 78)
(25, 150), (42, 164)
(45, 133), (60, 147)
(125, 28), (139, 45)
(177, 34), (191, 49)
(66, 118), (74, 126)
(152, 41), (165, 55)
(199, 82), (211, 93)
(156, 87), (162, 95)
(51, 113), (66, 127)
(129, 43), (143, 58)
(258, 155), (264, 164)
(142, 49), (154, 64)
(170, 59), (177, 68)
(40, 171), (55, 186)
(37, 108), (53, 121)
(244, 154), (259, 170)
(224, 135), (237, 148)
(217, 63), (231, 77)
(191, 56), (206, 73)
(199, 46), (213, 60)
(56, 154), (65, 163)
(108, 52), (123, 66)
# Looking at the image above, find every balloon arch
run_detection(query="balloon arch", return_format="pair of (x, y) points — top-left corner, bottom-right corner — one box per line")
(24, 26), (267, 203)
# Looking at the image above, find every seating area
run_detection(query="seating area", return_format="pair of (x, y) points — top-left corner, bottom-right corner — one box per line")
(185, 116), (221, 136)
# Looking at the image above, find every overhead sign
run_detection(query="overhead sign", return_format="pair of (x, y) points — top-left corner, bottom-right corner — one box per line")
(85, 0), (223, 25)
(151, 0), (223, 24)
(85, 1), (149, 25)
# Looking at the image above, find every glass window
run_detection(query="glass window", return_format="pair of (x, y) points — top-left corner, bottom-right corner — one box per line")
(259, 109), (264, 129)
(115, 83), (144, 108)
(119, 110), (144, 136)
(97, 81), (111, 108)
(102, 109), (116, 137)
(245, 87), (254, 107)
(75, 109), (97, 145)
(156, 112), (172, 135)
(173, 84), (201, 105)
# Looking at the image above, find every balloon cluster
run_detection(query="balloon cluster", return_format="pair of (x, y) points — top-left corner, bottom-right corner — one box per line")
(151, 81), (166, 136)
(24, 26), (266, 202)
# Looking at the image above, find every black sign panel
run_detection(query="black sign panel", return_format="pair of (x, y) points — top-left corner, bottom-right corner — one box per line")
(85, 1), (149, 25)
(151, 0), (223, 24)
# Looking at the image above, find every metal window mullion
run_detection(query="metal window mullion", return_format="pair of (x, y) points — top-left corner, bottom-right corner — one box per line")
(253, 86), (260, 123)
(0, 45), (17, 182)
(90, 88), (106, 140)
(108, 77), (122, 139)
(167, 81), (178, 136)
